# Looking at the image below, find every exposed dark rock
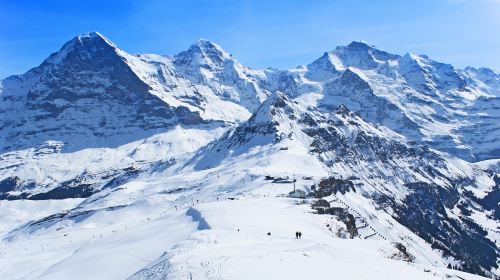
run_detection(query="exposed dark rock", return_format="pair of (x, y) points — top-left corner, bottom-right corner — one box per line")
(393, 242), (416, 262)
(29, 184), (97, 200)
(312, 201), (358, 239)
(391, 182), (498, 276)
(0, 177), (21, 193)
(314, 176), (355, 197)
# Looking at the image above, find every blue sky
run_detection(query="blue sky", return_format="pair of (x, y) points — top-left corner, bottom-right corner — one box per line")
(0, 0), (499, 78)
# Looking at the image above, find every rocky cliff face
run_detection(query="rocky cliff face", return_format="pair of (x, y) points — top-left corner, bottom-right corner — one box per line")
(191, 92), (498, 276)
(265, 41), (500, 162)
(1, 33), (499, 276)
(0, 32), (267, 199)
(0, 32), (206, 153)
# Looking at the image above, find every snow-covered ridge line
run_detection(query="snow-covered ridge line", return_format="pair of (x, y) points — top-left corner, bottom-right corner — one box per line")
(0, 32), (499, 278)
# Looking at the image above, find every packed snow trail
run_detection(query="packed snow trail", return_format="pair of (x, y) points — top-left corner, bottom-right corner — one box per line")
(0, 178), (491, 279)
(0, 192), (199, 279)
(0, 136), (496, 279)
(129, 197), (487, 280)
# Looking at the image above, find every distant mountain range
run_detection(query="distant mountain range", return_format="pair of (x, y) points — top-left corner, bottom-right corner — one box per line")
(0, 32), (498, 277)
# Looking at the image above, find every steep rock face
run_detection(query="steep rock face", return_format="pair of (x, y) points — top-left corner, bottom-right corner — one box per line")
(464, 67), (500, 97)
(173, 39), (269, 112)
(329, 41), (400, 70)
(1, 33), (499, 277)
(305, 52), (343, 81)
(399, 53), (466, 93)
(0, 32), (204, 153)
(320, 69), (424, 140)
(391, 181), (497, 276)
(193, 92), (290, 170)
(191, 92), (498, 275)
(283, 42), (500, 161)
(0, 33), (266, 199)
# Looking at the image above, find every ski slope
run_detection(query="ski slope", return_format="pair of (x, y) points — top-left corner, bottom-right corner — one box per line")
(0, 169), (491, 279)
(1, 32), (499, 279)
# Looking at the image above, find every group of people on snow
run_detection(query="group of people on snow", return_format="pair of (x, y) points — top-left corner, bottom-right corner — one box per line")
(264, 231), (303, 239)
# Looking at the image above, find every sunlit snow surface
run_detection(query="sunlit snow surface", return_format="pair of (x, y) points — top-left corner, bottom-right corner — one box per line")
(0, 181), (488, 280)
(0, 140), (494, 279)
(1, 33), (499, 279)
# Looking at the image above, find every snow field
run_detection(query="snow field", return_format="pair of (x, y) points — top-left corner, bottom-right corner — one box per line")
(130, 197), (488, 280)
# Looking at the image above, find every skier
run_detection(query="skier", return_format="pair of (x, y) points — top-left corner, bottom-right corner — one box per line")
(267, 232), (271, 236)
(295, 231), (299, 239)
(298, 231), (302, 239)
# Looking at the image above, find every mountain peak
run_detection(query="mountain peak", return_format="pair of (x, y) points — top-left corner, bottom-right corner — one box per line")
(335, 104), (351, 115)
(193, 38), (225, 51)
(330, 41), (400, 70)
(175, 39), (232, 69)
(465, 66), (499, 76)
(44, 31), (119, 65)
(262, 91), (292, 109)
(245, 91), (295, 124)
(346, 40), (377, 50)
(76, 31), (115, 45)
(63, 31), (117, 51)
(77, 31), (104, 39)
(400, 52), (424, 68)
(402, 52), (428, 63)
(306, 52), (345, 79)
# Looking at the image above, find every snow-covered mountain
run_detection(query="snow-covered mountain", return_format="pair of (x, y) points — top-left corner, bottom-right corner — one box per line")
(189, 92), (498, 275)
(0, 32), (269, 199)
(0, 33), (499, 279)
(266, 41), (500, 162)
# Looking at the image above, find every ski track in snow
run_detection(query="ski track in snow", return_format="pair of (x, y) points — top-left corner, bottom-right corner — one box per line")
(0, 175), (492, 280)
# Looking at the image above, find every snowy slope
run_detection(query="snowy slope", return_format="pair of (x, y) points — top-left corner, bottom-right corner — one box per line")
(2, 34), (500, 199)
(128, 198), (487, 280)
(0, 158), (494, 280)
(0, 157), (495, 279)
(182, 91), (498, 275)
(0, 32), (269, 199)
(0, 193), (478, 279)
(266, 41), (500, 161)
(1, 32), (499, 279)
